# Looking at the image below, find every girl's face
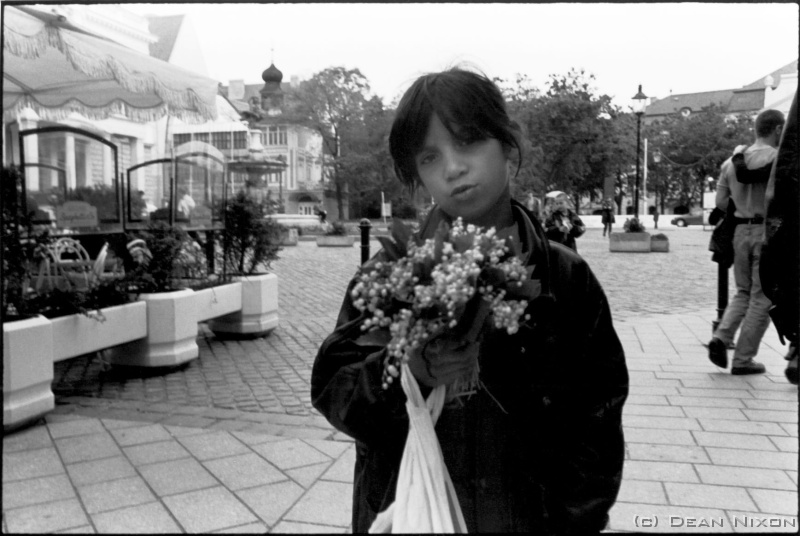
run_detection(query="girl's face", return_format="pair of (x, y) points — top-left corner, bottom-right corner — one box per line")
(555, 197), (569, 213)
(415, 114), (511, 228)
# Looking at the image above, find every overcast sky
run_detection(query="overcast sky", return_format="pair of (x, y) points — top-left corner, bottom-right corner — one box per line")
(126, 3), (799, 108)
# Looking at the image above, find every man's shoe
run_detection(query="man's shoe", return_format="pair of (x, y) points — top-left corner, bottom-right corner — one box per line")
(708, 337), (728, 368)
(731, 361), (767, 375)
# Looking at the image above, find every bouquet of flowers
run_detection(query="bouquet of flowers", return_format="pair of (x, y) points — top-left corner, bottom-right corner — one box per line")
(352, 217), (532, 400)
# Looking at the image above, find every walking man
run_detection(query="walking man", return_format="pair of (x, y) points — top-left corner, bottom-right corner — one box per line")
(708, 109), (785, 375)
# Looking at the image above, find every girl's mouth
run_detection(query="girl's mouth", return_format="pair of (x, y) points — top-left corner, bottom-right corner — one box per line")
(451, 184), (476, 198)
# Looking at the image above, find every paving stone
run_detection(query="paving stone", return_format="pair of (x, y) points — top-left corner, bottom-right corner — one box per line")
(2, 447), (64, 482)
(705, 447), (798, 470)
(283, 480), (353, 527)
(624, 428), (696, 446)
(163, 486), (258, 533)
(91, 501), (182, 533)
(683, 406), (748, 420)
(252, 438), (331, 470)
(303, 438), (352, 459)
(627, 443), (710, 463)
(624, 404), (686, 417)
(177, 431), (251, 461)
(695, 465), (796, 490)
(615, 479), (667, 505)
(236, 480), (305, 526)
(679, 387), (754, 399)
(4, 498), (88, 533)
(109, 424), (172, 446)
(742, 409), (798, 423)
(122, 439), (191, 466)
(55, 526), (96, 534)
(3, 474), (75, 510)
(769, 436), (799, 453)
(101, 418), (146, 430)
(47, 418), (107, 439)
(665, 482), (757, 511)
(286, 462), (333, 489)
(747, 489), (799, 516)
(667, 395), (745, 408)
(623, 460), (699, 483)
(230, 430), (285, 446)
(1, 425), (53, 453)
(139, 457), (219, 496)
(55, 432), (122, 464)
(76, 475), (155, 514)
(780, 423), (798, 437)
(213, 522), (270, 533)
(698, 419), (788, 436)
(624, 415), (702, 430)
(321, 446), (356, 483)
(270, 521), (349, 533)
(66, 456), (137, 486)
(203, 452), (287, 490)
(692, 431), (777, 451)
(163, 424), (212, 437)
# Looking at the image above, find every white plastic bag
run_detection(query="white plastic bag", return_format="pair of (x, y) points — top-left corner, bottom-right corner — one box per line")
(369, 363), (468, 533)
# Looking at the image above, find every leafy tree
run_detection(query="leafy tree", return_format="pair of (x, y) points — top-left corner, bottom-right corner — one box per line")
(645, 104), (755, 210)
(289, 67), (372, 218)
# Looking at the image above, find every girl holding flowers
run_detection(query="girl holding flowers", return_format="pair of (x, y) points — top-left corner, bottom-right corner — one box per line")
(312, 67), (628, 534)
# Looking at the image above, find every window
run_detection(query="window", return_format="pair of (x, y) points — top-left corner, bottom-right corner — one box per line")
(234, 131), (247, 149)
(211, 132), (230, 150)
(194, 133), (209, 143)
(174, 133), (191, 146)
(267, 126), (287, 146)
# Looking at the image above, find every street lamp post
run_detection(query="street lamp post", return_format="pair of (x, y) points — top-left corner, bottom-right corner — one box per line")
(632, 85), (648, 218)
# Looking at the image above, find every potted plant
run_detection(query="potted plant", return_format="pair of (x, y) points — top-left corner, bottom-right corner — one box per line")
(208, 190), (283, 338)
(609, 217), (651, 253)
(316, 220), (356, 247)
(650, 232), (670, 252)
(104, 221), (214, 367)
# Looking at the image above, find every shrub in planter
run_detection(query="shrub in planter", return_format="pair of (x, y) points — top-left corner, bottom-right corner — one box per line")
(650, 232), (670, 252)
(208, 190), (283, 338)
(623, 217), (646, 233)
(326, 220), (348, 236)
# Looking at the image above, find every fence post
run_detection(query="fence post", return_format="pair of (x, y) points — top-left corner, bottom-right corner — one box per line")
(359, 218), (372, 265)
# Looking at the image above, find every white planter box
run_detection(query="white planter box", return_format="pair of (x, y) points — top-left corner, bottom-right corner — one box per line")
(281, 228), (299, 246)
(650, 239), (670, 252)
(3, 315), (55, 430)
(316, 235), (355, 247)
(208, 273), (279, 338)
(194, 282), (242, 323)
(51, 302), (147, 362)
(609, 232), (651, 252)
(106, 289), (198, 367)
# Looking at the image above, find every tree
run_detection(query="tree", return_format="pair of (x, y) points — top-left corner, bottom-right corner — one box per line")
(645, 104), (755, 210)
(289, 67), (372, 218)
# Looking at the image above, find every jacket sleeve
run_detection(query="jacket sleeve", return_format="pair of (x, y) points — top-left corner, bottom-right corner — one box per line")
(311, 272), (411, 449)
(539, 254), (629, 534)
(569, 213), (586, 239)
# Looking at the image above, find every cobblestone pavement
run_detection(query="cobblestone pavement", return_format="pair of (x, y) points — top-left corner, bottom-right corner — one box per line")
(51, 227), (735, 417)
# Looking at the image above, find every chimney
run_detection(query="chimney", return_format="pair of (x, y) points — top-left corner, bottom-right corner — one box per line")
(228, 79), (245, 100)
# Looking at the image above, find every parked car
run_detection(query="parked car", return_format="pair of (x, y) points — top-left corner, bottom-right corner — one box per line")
(671, 214), (704, 227)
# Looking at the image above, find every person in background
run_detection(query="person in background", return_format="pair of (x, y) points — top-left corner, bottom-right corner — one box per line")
(177, 189), (195, 220)
(545, 193), (585, 251)
(312, 67), (627, 534)
(601, 198), (615, 237)
(653, 209), (659, 229)
(707, 108), (785, 375)
(759, 91), (798, 384)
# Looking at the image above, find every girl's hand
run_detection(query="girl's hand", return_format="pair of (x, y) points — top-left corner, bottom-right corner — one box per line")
(403, 332), (480, 388)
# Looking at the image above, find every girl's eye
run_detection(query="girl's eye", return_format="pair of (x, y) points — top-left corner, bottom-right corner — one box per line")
(418, 153), (436, 166)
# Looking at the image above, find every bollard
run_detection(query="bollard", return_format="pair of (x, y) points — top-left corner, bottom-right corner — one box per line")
(359, 218), (372, 265)
(713, 263), (729, 333)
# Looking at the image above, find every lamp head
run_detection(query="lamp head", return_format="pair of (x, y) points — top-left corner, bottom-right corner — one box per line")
(632, 84), (648, 116)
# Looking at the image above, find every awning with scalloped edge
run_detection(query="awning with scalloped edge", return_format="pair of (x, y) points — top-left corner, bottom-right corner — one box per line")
(3, 6), (218, 124)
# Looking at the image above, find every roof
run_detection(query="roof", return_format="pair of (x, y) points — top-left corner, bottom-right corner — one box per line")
(727, 88), (766, 113)
(147, 14), (184, 62)
(742, 59), (798, 90)
(220, 82), (292, 102)
(646, 89), (734, 116)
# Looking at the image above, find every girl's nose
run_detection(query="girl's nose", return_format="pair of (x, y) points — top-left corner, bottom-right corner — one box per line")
(443, 149), (468, 181)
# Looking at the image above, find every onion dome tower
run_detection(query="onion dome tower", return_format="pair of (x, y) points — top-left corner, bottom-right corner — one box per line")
(260, 60), (284, 114)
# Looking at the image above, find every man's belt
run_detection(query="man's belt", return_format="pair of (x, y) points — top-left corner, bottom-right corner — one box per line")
(733, 215), (764, 225)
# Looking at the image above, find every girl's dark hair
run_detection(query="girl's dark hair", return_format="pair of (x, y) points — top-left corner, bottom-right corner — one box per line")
(389, 68), (522, 191)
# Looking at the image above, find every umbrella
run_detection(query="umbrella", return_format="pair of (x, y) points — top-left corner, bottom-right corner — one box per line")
(545, 190), (566, 199)
(3, 6), (218, 124)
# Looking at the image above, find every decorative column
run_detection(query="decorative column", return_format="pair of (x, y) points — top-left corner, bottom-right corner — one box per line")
(18, 107), (39, 191)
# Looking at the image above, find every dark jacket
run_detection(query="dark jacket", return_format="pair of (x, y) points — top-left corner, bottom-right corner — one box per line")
(761, 91), (798, 344)
(544, 209), (585, 252)
(311, 200), (628, 534)
(600, 207), (615, 225)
